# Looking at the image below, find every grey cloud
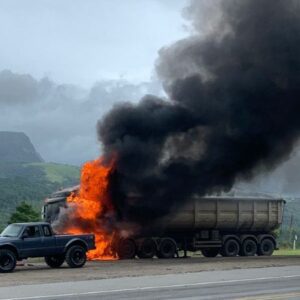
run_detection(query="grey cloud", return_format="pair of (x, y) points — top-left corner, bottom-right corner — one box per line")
(0, 0), (188, 86)
(0, 70), (40, 105)
(0, 70), (162, 165)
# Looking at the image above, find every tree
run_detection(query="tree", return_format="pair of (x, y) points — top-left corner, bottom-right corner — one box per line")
(8, 202), (40, 224)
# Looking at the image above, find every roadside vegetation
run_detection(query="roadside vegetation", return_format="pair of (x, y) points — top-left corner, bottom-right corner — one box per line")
(274, 249), (300, 255)
(277, 199), (300, 252)
(8, 202), (40, 224)
(0, 161), (79, 229)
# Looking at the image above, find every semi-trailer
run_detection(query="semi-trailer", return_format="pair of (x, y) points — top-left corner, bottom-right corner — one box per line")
(42, 186), (285, 259)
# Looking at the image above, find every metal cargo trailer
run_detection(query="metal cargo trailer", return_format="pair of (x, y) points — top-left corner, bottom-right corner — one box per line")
(42, 187), (286, 260)
(118, 196), (285, 259)
(160, 197), (285, 232)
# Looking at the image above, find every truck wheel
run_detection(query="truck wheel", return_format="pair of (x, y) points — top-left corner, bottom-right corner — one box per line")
(0, 249), (17, 273)
(201, 248), (219, 257)
(240, 239), (257, 256)
(45, 255), (65, 268)
(117, 238), (136, 259)
(157, 238), (177, 259)
(65, 245), (87, 268)
(221, 239), (240, 257)
(137, 238), (157, 259)
(257, 238), (275, 256)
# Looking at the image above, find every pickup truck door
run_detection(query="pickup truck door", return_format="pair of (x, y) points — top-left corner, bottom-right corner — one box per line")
(19, 225), (44, 257)
(40, 225), (60, 256)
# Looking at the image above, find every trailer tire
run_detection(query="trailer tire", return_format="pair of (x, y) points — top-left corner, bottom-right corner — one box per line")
(221, 239), (240, 257)
(0, 249), (17, 273)
(117, 238), (136, 259)
(258, 238), (275, 256)
(201, 248), (219, 257)
(240, 239), (257, 256)
(137, 238), (156, 259)
(65, 245), (86, 268)
(157, 238), (177, 259)
(45, 255), (65, 268)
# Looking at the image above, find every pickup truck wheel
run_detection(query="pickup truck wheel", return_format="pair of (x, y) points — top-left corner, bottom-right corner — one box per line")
(45, 255), (65, 268)
(65, 245), (87, 268)
(0, 249), (17, 273)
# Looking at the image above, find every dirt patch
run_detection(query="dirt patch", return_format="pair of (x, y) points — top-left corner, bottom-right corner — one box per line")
(1, 255), (299, 287)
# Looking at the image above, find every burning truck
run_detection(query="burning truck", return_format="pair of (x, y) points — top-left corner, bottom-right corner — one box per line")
(42, 178), (285, 260)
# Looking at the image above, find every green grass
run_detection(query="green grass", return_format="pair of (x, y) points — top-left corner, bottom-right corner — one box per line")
(26, 162), (80, 183)
(274, 249), (300, 255)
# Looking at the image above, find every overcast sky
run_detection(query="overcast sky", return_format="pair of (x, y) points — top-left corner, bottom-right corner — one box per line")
(1, 0), (300, 196)
(0, 0), (188, 87)
(0, 0), (189, 165)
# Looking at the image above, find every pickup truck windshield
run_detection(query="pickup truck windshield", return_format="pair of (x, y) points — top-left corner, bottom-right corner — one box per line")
(1, 224), (23, 237)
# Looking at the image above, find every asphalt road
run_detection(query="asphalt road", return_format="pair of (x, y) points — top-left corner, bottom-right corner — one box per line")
(1, 255), (300, 287)
(0, 265), (300, 300)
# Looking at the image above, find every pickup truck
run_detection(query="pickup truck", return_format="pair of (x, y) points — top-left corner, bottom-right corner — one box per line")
(0, 222), (95, 272)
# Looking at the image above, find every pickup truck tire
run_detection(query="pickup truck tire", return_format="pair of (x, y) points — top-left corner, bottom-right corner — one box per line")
(65, 245), (87, 268)
(45, 255), (65, 268)
(0, 249), (17, 273)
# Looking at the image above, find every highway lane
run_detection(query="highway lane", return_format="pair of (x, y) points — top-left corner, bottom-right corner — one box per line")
(0, 266), (299, 300)
(1, 255), (299, 287)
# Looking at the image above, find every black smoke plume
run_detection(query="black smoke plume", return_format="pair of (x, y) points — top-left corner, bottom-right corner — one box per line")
(98, 0), (300, 224)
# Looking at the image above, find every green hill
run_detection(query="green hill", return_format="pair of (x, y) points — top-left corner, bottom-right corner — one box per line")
(25, 162), (80, 184)
(0, 162), (80, 229)
(0, 131), (43, 163)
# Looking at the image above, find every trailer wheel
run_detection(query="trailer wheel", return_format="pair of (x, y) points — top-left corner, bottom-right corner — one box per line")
(137, 238), (157, 259)
(257, 238), (275, 256)
(221, 239), (240, 257)
(117, 238), (136, 259)
(157, 238), (177, 259)
(45, 255), (65, 268)
(65, 245), (87, 268)
(240, 239), (257, 256)
(201, 248), (219, 257)
(0, 249), (17, 273)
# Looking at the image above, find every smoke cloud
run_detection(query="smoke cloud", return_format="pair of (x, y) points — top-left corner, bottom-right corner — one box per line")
(98, 0), (300, 224)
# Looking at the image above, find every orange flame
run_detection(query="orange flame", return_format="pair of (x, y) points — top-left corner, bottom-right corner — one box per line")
(65, 157), (118, 260)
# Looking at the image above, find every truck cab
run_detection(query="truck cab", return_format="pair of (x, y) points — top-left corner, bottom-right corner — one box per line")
(42, 185), (79, 223)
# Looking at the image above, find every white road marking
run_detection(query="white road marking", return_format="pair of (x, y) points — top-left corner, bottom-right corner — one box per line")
(1, 274), (300, 300)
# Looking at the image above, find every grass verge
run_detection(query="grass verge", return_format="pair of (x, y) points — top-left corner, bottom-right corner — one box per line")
(274, 249), (300, 255)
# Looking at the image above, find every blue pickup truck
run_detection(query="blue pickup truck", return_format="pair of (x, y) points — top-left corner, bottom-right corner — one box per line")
(0, 222), (95, 272)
